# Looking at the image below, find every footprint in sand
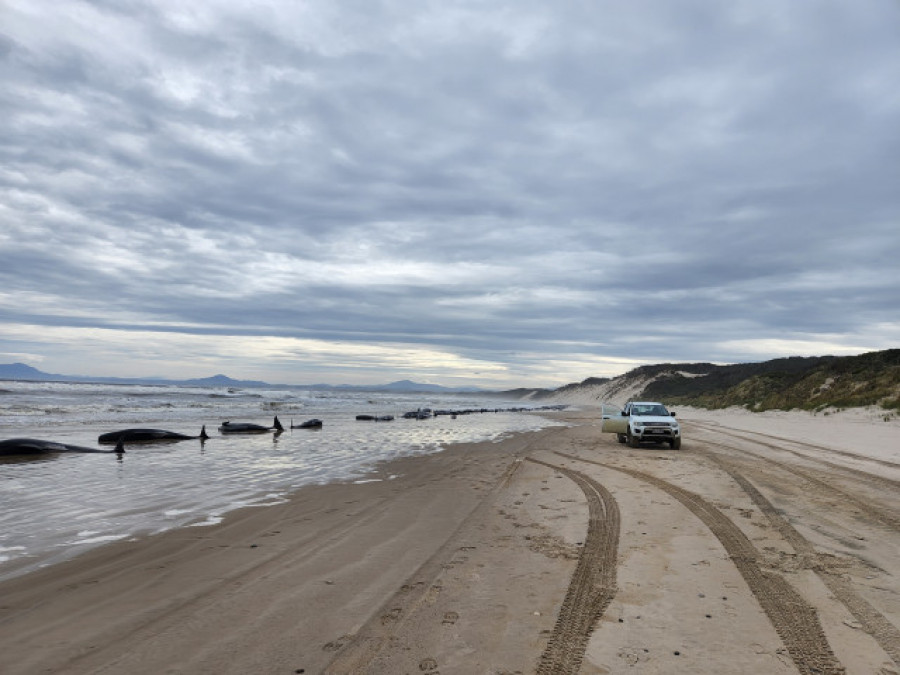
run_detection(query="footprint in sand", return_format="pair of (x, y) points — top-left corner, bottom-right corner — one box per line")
(322, 635), (352, 652)
(380, 607), (402, 624)
(442, 611), (459, 625)
(617, 648), (645, 665)
(419, 657), (439, 671)
(425, 583), (443, 603)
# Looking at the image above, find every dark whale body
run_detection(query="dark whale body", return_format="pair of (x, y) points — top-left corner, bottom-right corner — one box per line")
(98, 426), (209, 444)
(218, 416), (284, 434)
(291, 418), (323, 429)
(0, 438), (123, 456)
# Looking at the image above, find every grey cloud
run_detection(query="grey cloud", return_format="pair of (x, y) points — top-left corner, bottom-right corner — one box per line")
(1, 1), (898, 385)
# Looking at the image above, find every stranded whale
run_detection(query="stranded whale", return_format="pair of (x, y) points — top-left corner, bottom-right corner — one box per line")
(218, 416), (284, 434)
(98, 426), (210, 444)
(0, 438), (124, 456)
(355, 414), (393, 422)
(291, 418), (323, 429)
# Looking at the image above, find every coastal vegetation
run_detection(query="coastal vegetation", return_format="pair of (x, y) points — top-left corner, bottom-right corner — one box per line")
(641, 349), (900, 411)
(512, 349), (900, 413)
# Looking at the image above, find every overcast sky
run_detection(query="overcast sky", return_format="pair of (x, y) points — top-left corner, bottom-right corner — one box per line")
(1, 1), (899, 389)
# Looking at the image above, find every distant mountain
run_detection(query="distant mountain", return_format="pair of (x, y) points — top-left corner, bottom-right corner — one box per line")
(182, 374), (270, 388)
(304, 379), (483, 393)
(0, 363), (55, 380)
(381, 379), (481, 393)
(0, 363), (265, 388)
(0, 364), (482, 393)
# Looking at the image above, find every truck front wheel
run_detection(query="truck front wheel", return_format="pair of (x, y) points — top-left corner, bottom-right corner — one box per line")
(670, 437), (681, 450)
(628, 432), (641, 448)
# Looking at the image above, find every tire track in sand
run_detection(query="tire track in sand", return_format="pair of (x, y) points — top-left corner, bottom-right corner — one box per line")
(556, 451), (846, 675)
(694, 436), (900, 532)
(703, 452), (900, 670)
(526, 458), (621, 675)
(691, 421), (900, 472)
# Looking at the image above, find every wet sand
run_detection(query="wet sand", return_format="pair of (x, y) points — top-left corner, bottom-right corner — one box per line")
(1, 408), (898, 674)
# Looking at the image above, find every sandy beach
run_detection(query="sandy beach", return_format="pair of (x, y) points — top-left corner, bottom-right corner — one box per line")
(1, 406), (899, 674)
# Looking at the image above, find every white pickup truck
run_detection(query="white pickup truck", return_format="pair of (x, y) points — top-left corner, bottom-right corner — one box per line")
(601, 401), (681, 449)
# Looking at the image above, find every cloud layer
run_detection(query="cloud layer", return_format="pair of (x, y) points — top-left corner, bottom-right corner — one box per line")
(2, 1), (899, 387)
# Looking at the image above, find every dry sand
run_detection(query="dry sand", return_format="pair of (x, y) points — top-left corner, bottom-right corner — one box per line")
(1, 407), (899, 674)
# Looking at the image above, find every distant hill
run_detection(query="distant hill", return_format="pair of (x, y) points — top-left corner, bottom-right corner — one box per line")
(643, 350), (900, 412)
(0, 363), (51, 380)
(0, 363), (481, 393)
(379, 379), (482, 393)
(182, 374), (269, 387)
(307, 379), (482, 393)
(0, 363), (271, 388)
(503, 349), (900, 412)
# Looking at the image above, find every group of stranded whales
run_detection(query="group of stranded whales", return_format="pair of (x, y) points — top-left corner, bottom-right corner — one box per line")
(0, 405), (567, 458)
(1, 416), (295, 458)
(0, 425), (216, 457)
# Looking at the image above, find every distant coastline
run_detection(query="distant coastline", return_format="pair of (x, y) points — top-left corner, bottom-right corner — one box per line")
(0, 363), (484, 394)
(3, 348), (898, 412)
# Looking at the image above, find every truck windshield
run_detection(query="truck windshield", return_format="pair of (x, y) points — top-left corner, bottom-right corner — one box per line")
(632, 405), (669, 416)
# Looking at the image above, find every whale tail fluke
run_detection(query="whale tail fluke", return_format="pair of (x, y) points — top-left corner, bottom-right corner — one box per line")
(273, 416), (284, 431)
(199, 425), (209, 440)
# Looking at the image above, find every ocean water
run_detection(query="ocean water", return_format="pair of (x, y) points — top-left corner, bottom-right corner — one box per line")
(0, 380), (563, 581)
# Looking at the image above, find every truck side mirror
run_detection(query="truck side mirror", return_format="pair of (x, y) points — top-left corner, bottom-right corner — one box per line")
(621, 411), (628, 416)
(670, 412), (677, 417)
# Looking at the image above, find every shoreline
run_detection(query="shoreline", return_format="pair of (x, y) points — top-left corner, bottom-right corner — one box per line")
(0, 421), (567, 675)
(1, 407), (898, 674)
(0, 396), (562, 584)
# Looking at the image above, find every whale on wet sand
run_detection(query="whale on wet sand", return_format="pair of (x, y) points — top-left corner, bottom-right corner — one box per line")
(0, 438), (123, 456)
(98, 426), (210, 444)
(291, 418), (323, 429)
(218, 416), (284, 434)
